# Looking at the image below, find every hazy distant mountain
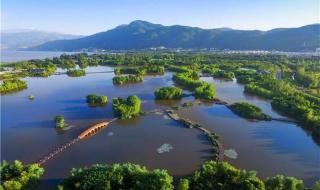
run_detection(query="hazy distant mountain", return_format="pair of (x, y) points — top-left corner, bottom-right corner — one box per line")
(1, 30), (82, 50)
(30, 21), (320, 52)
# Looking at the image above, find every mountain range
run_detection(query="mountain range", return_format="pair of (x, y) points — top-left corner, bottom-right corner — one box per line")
(30, 21), (320, 52)
(1, 30), (82, 50)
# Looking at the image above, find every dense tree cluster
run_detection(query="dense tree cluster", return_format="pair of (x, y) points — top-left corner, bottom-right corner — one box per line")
(173, 71), (215, 100)
(86, 94), (108, 106)
(228, 102), (272, 121)
(114, 66), (165, 76)
(112, 95), (141, 119)
(112, 75), (143, 85)
(57, 163), (173, 190)
(154, 86), (183, 99)
(212, 70), (235, 80)
(66, 69), (86, 77)
(0, 79), (27, 93)
(55, 161), (319, 190)
(0, 160), (44, 190)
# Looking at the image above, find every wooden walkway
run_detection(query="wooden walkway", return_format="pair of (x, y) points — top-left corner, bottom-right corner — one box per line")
(37, 119), (117, 165)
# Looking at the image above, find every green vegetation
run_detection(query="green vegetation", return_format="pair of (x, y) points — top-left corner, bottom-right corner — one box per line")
(66, 69), (86, 77)
(54, 115), (66, 129)
(57, 163), (173, 190)
(229, 102), (272, 121)
(0, 79), (27, 94)
(0, 160), (44, 190)
(28, 95), (35, 100)
(212, 70), (235, 80)
(184, 161), (265, 190)
(112, 95), (141, 119)
(265, 175), (305, 190)
(112, 75), (143, 85)
(114, 66), (165, 76)
(86, 94), (108, 106)
(56, 160), (318, 190)
(172, 71), (215, 100)
(154, 86), (183, 100)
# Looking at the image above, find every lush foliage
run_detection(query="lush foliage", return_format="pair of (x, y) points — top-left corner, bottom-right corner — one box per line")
(0, 79), (27, 93)
(0, 160), (44, 190)
(86, 94), (108, 106)
(55, 115), (66, 129)
(172, 71), (215, 100)
(112, 95), (141, 119)
(66, 69), (86, 77)
(212, 70), (235, 80)
(154, 86), (183, 100)
(229, 102), (272, 121)
(112, 75), (143, 85)
(184, 161), (265, 190)
(58, 163), (173, 190)
(265, 175), (305, 190)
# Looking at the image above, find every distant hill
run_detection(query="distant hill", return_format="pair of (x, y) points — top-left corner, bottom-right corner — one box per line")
(1, 30), (82, 50)
(30, 21), (320, 52)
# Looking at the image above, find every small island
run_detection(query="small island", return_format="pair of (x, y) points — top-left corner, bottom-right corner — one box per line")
(172, 71), (215, 100)
(228, 102), (272, 121)
(66, 69), (86, 77)
(112, 95), (141, 119)
(112, 75), (143, 85)
(0, 79), (27, 94)
(54, 115), (66, 129)
(86, 94), (108, 106)
(154, 86), (183, 100)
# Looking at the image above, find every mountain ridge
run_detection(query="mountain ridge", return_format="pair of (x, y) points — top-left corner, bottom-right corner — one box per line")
(29, 21), (320, 52)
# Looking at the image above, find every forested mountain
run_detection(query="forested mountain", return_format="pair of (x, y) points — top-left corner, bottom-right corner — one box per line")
(30, 21), (320, 51)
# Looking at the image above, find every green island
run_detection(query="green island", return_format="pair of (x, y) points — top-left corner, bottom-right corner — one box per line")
(112, 95), (141, 119)
(228, 102), (272, 121)
(66, 69), (86, 77)
(173, 71), (215, 100)
(112, 75), (143, 85)
(86, 94), (108, 106)
(212, 70), (235, 80)
(0, 160), (44, 190)
(114, 66), (165, 76)
(0, 79), (27, 94)
(54, 115), (66, 129)
(154, 86), (183, 100)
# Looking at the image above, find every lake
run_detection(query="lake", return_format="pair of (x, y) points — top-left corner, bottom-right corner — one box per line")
(1, 52), (319, 189)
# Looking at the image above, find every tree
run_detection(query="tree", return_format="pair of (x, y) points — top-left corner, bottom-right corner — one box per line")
(59, 163), (173, 190)
(265, 175), (305, 190)
(0, 160), (44, 190)
(112, 95), (141, 119)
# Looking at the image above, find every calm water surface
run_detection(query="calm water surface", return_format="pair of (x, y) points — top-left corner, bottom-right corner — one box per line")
(1, 66), (319, 188)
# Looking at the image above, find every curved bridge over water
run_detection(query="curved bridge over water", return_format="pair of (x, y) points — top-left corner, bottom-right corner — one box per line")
(37, 119), (117, 165)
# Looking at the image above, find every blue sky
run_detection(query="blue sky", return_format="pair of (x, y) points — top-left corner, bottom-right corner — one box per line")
(1, 0), (319, 35)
